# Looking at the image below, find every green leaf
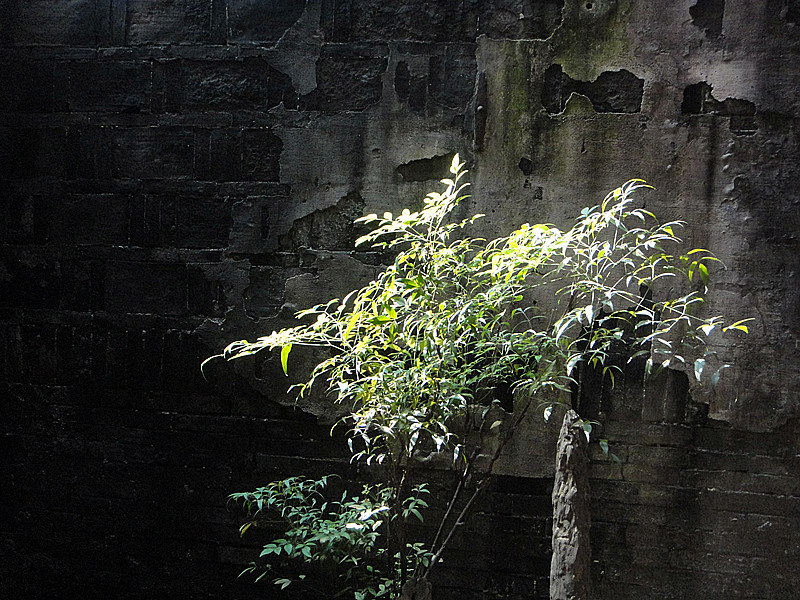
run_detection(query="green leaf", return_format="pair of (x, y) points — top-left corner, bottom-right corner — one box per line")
(276, 578), (292, 590)
(723, 318), (753, 334)
(694, 357), (705, 382)
(280, 344), (292, 376)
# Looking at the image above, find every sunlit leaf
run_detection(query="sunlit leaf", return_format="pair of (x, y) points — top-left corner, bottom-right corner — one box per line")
(280, 344), (292, 376)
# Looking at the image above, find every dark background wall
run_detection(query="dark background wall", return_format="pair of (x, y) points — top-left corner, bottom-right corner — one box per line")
(1, 1), (798, 599)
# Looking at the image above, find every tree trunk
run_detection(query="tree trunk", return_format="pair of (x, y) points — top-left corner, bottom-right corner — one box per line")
(550, 409), (592, 600)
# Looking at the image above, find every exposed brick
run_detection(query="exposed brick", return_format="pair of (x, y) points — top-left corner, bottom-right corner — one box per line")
(64, 60), (152, 113)
(542, 64), (644, 114)
(103, 261), (187, 315)
(180, 59), (296, 112)
(680, 468), (800, 495)
(324, 0), (563, 43)
(111, 126), (194, 180)
(602, 421), (694, 447)
(0, 127), (66, 179)
(242, 128), (282, 182)
(208, 128), (243, 181)
(48, 194), (130, 246)
(428, 48), (478, 111)
(0, 0), (99, 47)
(59, 260), (104, 311)
(0, 182), (41, 245)
(689, 448), (795, 476)
(5, 324), (58, 384)
(695, 488), (800, 516)
(125, 0), (214, 45)
(0, 252), (62, 310)
(66, 126), (115, 180)
(227, 0), (306, 43)
(0, 60), (54, 112)
(300, 46), (387, 112)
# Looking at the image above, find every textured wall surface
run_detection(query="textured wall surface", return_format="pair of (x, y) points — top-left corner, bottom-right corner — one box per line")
(1, 1), (799, 599)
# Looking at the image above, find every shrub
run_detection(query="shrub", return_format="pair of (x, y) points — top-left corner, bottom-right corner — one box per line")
(207, 155), (747, 598)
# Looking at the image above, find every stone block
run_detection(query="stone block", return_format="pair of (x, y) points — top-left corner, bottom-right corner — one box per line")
(66, 126), (115, 180)
(0, 0), (98, 47)
(621, 464), (681, 485)
(227, 0), (305, 43)
(0, 255), (61, 310)
(228, 195), (279, 253)
(125, 0), (214, 45)
(111, 127), (194, 180)
(127, 194), (161, 247)
(5, 324), (58, 384)
(64, 61), (152, 113)
(48, 194), (130, 246)
(300, 46), (387, 112)
(187, 263), (228, 317)
(180, 59), (295, 111)
(242, 265), (286, 316)
(0, 185), (36, 244)
(476, 0), (564, 40)
(627, 444), (690, 468)
(325, 0), (468, 43)
(428, 49), (477, 111)
(0, 60), (54, 113)
(162, 329), (212, 394)
(689, 448), (793, 476)
(324, 0), (563, 43)
(0, 127), (66, 179)
(58, 260), (104, 312)
(161, 196), (232, 249)
(698, 488), (799, 517)
(242, 128), (282, 181)
(208, 129), (242, 181)
(55, 324), (95, 385)
(103, 261), (187, 315)
(151, 59), (182, 113)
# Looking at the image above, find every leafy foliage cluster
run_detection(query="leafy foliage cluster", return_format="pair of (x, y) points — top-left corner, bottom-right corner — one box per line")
(209, 155), (747, 598)
(231, 476), (430, 598)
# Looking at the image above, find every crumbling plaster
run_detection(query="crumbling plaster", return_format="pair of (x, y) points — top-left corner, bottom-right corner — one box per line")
(230, 0), (799, 434)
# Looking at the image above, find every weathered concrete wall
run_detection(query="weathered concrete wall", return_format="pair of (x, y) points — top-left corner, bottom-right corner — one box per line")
(1, 1), (799, 599)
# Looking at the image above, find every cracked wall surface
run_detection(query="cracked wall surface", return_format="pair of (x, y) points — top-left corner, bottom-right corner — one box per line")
(1, 1), (799, 599)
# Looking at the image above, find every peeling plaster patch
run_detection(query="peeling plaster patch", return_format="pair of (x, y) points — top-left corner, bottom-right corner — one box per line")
(284, 253), (379, 311)
(474, 72), (488, 152)
(518, 157), (534, 175)
(394, 61), (426, 113)
(682, 82), (757, 135)
(392, 48), (477, 115)
(267, 0), (323, 95)
(279, 190), (365, 251)
(542, 64), (643, 114)
(396, 154), (453, 182)
(689, 0), (725, 37)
